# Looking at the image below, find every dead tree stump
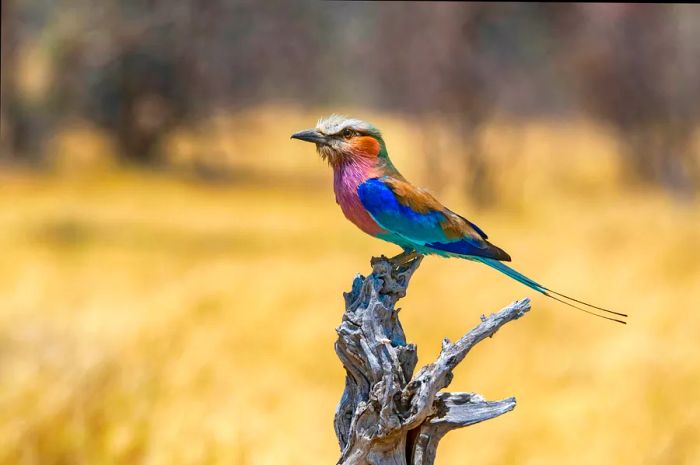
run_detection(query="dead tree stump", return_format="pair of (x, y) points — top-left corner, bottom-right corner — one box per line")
(334, 255), (531, 465)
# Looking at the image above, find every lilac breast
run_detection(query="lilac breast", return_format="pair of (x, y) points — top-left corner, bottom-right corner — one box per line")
(333, 160), (386, 236)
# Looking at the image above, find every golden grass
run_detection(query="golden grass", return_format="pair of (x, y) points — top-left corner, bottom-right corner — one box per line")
(1, 107), (699, 464)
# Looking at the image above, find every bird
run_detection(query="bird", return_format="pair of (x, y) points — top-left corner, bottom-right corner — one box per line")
(291, 115), (627, 324)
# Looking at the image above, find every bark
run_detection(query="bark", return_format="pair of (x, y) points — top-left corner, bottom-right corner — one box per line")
(334, 255), (530, 465)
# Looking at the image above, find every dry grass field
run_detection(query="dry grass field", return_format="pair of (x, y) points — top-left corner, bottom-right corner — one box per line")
(1, 107), (699, 464)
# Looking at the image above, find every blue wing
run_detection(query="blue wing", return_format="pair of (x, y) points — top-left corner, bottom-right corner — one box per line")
(357, 177), (510, 261)
(359, 178), (627, 324)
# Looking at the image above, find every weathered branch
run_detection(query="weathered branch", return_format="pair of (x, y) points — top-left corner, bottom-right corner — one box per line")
(334, 255), (531, 465)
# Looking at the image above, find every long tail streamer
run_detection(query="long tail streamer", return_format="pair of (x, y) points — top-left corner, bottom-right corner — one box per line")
(476, 257), (627, 325)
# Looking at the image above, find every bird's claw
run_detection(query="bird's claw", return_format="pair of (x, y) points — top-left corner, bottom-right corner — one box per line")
(388, 250), (421, 268)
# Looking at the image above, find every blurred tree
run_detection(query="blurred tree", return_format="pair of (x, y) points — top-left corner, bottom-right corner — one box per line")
(2, 0), (328, 165)
(364, 3), (569, 206)
(1, 0), (42, 162)
(1, 1), (698, 197)
(86, 44), (189, 164)
(367, 4), (501, 205)
(549, 4), (700, 196)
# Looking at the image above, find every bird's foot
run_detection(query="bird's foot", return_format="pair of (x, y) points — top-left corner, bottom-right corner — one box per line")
(371, 251), (423, 275)
(387, 250), (421, 268)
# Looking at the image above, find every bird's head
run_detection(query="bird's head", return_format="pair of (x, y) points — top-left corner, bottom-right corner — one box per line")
(291, 115), (388, 168)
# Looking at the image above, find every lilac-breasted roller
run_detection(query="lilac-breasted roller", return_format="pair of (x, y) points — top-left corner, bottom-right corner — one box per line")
(291, 115), (627, 324)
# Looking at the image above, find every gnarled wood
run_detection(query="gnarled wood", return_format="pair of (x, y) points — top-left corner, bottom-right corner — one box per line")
(334, 255), (530, 465)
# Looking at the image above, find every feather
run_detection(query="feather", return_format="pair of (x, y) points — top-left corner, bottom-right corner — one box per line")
(357, 177), (510, 261)
(476, 257), (627, 324)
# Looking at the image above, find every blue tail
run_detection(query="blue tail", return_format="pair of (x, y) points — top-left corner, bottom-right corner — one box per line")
(475, 257), (627, 325)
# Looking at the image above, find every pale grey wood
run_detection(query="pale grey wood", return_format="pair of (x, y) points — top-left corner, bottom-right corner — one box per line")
(334, 255), (531, 465)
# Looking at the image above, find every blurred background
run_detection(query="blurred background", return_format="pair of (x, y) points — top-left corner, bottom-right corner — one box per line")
(1, 2), (699, 464)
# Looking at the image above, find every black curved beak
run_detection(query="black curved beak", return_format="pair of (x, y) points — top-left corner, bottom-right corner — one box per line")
(291, 128), (329, 145)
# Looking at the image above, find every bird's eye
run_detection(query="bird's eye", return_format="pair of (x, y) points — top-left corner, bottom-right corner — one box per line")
(342, 128), (355, 139)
